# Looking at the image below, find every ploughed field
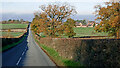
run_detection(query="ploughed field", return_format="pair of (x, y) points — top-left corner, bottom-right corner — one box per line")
(0, 24), (28, 37)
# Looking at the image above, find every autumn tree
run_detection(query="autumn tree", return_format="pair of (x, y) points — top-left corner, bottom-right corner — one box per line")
(31, 3), (77, 38)
(8, 19), (12, 22)
(63, 18), (76, 37)
(94, 2), (120, 38)
(20, 19), (24, 23)
(82, 19), (87, 25)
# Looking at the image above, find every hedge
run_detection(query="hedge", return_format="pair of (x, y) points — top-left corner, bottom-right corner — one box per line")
(1, 23), (30, 52)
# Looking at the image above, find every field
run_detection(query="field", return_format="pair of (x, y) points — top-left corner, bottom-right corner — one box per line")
(41, 27), (108, 38)
(0, 24), (28, 37)
(73, 27), (108, 37)
(0, 32), (24, 37)
(0, 24), (28, 29)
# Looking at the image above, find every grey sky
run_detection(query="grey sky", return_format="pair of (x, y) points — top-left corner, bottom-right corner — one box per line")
(1, 0), (109, 15)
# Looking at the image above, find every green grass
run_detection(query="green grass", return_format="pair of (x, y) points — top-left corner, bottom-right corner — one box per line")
(33, 34), (84, 67)
(0, 24), (28, 29)
(0, 32), (24, 37)
(73, 27), (108, 37)
(37, 27), (109, 38)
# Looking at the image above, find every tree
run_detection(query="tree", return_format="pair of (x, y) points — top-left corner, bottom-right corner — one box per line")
(76, 20), (87, 25)
(94, 2), (120, 38)
(26, 21), (29, 24)
(14, 20), (20, 23)
(82, 19), (87, 25)
(13, 19), (15, 22)
(2, 21), (7, 24)
(63, 18), (76, 38)
(93, 23), (96, 27)
(31, 3), (77, 38)
(20, 19), (24, 23)
(8, 19), (12, 21)
(76, 20), (82, 22)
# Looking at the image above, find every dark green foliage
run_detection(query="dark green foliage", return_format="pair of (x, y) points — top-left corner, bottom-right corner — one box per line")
(76, 19), (87, 25)
(74, 39), (120, 68)
(93, 23), (95, 27)
(1, 19), (28, 24)
(8, 19), (12, 22)
(1, 32), (27, 52)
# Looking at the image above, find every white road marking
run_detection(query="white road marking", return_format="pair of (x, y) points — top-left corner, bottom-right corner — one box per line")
(22, 52), (25, 56)
(16, 27), (30, 66)
(16, 46), (28, 66)
(16, 57), (22, 65)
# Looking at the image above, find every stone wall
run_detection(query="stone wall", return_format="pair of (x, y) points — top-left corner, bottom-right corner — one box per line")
(35, 34), (120, 67)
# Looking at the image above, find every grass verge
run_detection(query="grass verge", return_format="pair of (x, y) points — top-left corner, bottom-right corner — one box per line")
(33, 33), (84, 68)
(0, 35), (25, 52)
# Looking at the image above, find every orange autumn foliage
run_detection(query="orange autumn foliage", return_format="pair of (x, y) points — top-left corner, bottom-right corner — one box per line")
(94, 2), (120, 39)
(31, 3), (77, 38)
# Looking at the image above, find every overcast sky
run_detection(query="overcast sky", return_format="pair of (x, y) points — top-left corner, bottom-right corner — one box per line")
(1, 0), (109, 15)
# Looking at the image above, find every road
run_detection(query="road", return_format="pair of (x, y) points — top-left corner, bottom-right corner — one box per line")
(2, 27), (56, 67)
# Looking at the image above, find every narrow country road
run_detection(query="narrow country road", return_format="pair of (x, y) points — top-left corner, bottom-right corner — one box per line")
(2, 27), (56, 67)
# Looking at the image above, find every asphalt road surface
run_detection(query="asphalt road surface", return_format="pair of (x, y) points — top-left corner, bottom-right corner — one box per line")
(2, 27), (56, 67)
